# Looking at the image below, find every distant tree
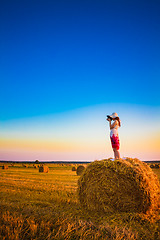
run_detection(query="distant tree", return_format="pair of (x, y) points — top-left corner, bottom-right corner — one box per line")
(35, 160), (39, 164)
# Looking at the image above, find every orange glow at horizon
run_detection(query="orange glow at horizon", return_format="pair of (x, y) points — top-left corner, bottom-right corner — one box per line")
(0, 137), (106, 153)
(0, 104), (160, 161)
(0, 132), (159, 158)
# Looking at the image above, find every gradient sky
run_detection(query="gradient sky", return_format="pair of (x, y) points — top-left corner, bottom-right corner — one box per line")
(0, 0), (160, 161)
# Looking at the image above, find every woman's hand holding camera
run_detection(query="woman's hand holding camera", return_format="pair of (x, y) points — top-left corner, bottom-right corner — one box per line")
(106, 115), (112, 122)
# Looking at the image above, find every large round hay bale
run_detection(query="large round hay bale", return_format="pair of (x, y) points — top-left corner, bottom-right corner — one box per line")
(39, 165), (49, 173)
(76, 165), (85, 176)
(78, 158), (160, 214)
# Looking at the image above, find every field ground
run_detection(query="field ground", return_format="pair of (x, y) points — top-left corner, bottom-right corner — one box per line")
(0, 162), (160, 240)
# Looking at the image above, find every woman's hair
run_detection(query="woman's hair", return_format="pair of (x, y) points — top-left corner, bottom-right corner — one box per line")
(115, 117), (121, 127)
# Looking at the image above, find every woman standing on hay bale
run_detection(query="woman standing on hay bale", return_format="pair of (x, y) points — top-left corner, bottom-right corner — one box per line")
(107, 112), (121, 159)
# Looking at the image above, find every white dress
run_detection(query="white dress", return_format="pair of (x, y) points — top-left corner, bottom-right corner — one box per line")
(110, 120), (120, 150)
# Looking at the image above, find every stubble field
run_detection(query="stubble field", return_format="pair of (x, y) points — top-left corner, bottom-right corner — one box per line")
(0, 163), (160, 240)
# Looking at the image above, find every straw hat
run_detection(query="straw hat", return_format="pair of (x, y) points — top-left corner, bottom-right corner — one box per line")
(110, 112), (118, 118)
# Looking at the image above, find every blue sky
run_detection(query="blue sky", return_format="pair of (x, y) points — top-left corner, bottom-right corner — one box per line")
(0, 0), (160, 161)
(1, 0), (160, 121)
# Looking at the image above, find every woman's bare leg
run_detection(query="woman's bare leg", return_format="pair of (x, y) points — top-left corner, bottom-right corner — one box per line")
(116, 149), (120, 159)
(113, 148), (120, 159)
(113, 148), (116, 159)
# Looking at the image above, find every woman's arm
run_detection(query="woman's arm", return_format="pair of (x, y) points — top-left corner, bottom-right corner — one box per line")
(108, 119), (117, 129)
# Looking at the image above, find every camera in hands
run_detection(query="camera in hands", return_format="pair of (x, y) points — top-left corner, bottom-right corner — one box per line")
(107, 115), (113, 121)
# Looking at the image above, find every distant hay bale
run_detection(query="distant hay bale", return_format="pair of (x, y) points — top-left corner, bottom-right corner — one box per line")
(34, 165), (38, 168)
(78, 158), (160, 214)
(76, 165), (85, 176)
(155, 164), (159, 169)
(39, 165), (49, 173)
(150, 164), (159, 169)
(22, 164), (28, 168)
(72, 166), (77, 171)
(150, 164), (154, 168)
(2, 165), (8, 169)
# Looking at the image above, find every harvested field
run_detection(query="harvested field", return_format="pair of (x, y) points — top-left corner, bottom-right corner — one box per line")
(0, 161), (160, 240)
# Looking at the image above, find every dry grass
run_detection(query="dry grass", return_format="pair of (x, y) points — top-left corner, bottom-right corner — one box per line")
(0, 211), (137, 240)
(0, 161), (160, 240)
(78, 158), (160, 215)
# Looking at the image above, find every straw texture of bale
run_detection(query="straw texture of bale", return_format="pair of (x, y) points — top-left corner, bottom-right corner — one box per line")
(78, 158), (160, 214)
(39, 165), (49, 173)
(2, 165), (8, 169)
(76, 165), (85, 176)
